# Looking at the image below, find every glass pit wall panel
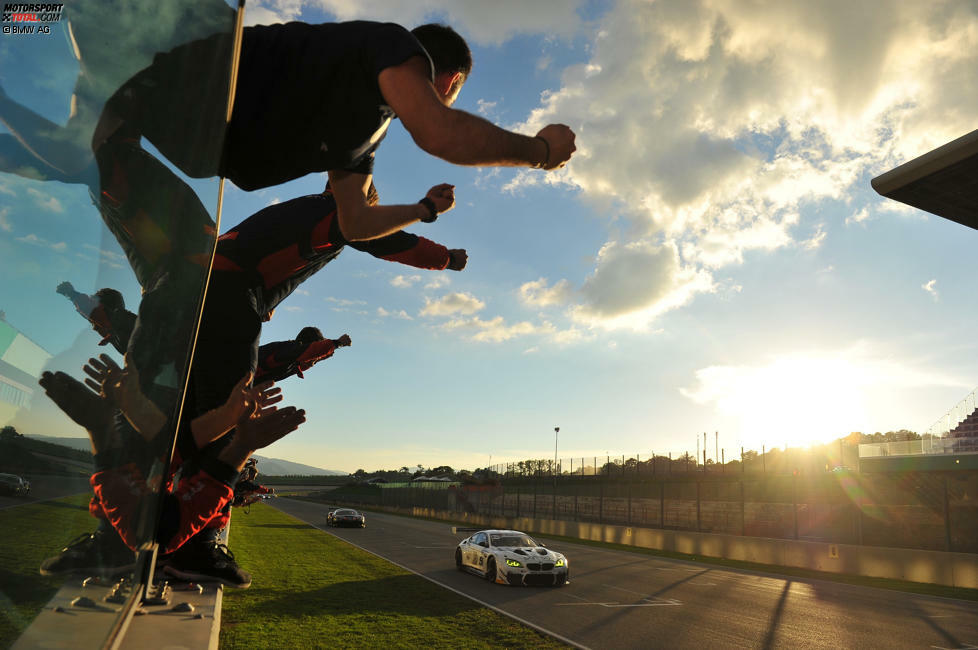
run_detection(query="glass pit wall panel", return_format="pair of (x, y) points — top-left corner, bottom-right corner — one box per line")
(0, 0), (238, 645)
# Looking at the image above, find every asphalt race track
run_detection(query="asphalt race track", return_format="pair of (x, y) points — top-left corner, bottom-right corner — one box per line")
(0, 475), (91, 510)
(271, 498), (978, 650)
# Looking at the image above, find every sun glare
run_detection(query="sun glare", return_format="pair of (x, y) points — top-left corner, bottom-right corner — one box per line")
(703, 355), (870, 450)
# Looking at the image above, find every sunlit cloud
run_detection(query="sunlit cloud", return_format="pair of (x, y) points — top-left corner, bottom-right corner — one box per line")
(519, 277), (573, 308)
(306, 0), (586, 45)
(325, 297), (366, 306)
(391, 274), (422, 288)
(16, 233), (67, 253)
(505, 0), (978, 329)
(421, 292), (485, 317)
(437, 313), (586, 345)
(26, 188), (63, 213)
(922, 279), (939, 302)
(377, 306), (413, 320)
(424, 276), (450, 290)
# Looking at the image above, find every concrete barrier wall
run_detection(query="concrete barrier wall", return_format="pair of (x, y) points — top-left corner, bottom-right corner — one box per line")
(362, 503), (978, 590)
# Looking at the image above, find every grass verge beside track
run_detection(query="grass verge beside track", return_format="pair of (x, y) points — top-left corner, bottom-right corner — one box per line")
(293, 496), (978, 603)
(0, 493), (94, 646)
(220, 503), (567, 649)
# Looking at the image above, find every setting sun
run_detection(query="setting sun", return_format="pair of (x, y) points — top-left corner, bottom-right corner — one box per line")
(683, 353), (873, 450)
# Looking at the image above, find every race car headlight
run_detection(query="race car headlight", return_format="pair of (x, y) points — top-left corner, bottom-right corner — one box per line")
(554, 558), (565, 567)
(505, 558), (522, 567)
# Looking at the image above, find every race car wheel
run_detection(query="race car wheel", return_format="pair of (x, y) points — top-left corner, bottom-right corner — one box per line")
(455, 549), (463, 571)
(485, 557), (497, 583)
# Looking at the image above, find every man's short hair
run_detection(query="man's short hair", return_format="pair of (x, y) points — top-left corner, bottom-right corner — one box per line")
(296, 326), (325, 344)
(95, 288), (125, 312)
(411, 24), (472, 79)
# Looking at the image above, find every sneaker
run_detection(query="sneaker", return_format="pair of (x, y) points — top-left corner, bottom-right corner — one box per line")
(163, 539), (251, 589)
(39, 530), (136, 577)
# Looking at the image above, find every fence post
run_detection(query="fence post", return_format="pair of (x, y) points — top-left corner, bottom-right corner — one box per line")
(740, 480), (746, 536)
(660, 481), (665, 527)
(574, 482), (578, 521)
(599, 483), (604, 524)
(533, 478), (537, 520)
(944, 476), (952, 552)
(553, 484), (557, 521)
(793, 474), (799, 540)
(627, 482), (632, 526)
(696, 481), (701, 532)
(516, 486), (520, 519)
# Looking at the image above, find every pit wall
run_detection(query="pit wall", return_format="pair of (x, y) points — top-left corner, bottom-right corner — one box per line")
(364, 503), (978, 590)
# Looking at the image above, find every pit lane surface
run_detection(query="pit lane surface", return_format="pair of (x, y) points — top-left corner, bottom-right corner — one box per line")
(272, 498), (978, 650)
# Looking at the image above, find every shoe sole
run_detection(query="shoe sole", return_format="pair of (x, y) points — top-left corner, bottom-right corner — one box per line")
(163, 564), (251, 589)
(39, 562), (135, 578)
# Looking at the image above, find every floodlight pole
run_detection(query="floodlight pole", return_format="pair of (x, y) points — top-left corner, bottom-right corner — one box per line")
(554, 427), (560, 488)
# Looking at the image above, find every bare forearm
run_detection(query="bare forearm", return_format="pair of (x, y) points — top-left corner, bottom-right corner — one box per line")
(216, 438), (252, 473)
(340, 202), (430, 242)
(191, 407), (236, 449)
(416, 109), (547, 167)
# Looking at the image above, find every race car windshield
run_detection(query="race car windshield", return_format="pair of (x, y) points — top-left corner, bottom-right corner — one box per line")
(491, 535), (538, 547)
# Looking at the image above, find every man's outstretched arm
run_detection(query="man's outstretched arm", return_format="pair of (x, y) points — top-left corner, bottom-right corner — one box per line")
(378, 57), (576, 169)
(331, 171), (455, 241)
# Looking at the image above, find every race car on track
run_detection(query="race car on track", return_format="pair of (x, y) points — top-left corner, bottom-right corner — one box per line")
(327, 508), (366, 528)
(453, 528), (568, 586)
(0, 473), (30, 497)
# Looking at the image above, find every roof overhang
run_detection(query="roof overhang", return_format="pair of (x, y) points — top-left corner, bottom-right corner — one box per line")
(871, 129), (978, 230)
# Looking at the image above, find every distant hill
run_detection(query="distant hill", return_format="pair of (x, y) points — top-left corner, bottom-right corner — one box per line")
(251, 455), (346, 477)
(27, 435), (91, 453)
(24, 436), (344, 476)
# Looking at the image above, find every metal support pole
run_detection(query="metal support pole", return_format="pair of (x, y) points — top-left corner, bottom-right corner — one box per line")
(516, 486), (520, 518)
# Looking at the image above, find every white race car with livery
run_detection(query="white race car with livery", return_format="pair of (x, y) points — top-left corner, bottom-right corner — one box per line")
(453, 528), (569, 587)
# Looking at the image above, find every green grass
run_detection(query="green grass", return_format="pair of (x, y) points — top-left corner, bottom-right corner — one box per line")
(0, 494), (95, 646)
(220, 504), (567, 649)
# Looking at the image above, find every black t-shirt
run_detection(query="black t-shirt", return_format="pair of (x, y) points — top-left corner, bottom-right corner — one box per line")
(223, 21), (433, 190)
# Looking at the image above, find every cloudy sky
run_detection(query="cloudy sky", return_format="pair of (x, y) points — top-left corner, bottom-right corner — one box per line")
(2, 0), (977, 473)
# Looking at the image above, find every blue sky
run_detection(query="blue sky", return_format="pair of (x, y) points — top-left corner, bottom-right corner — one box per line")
(2, 0), (977, 473)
